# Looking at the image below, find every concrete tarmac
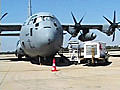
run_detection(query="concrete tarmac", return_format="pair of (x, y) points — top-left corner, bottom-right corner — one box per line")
(0, 53), (120, 90)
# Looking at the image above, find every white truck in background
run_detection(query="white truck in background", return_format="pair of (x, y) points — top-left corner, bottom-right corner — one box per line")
(83, 41), (109, 65)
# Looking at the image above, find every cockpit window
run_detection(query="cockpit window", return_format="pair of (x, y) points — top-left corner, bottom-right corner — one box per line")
(35, 16), (54, 23)
(28, 18), (34, 25)
(28, 15), (54, 25)
(33, 18), (37, 24)
(36, 17), (43, 23)
(28, 15), (37, 25)
(43, 16), (51, 21)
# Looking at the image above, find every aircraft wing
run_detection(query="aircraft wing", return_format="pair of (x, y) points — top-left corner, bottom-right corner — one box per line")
(0, 24), (22, 36)
(62, 24), (103, 31)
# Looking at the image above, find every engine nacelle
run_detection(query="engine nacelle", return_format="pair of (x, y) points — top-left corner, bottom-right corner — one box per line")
(78, 32), (96, 42)
(15, 40), (25, 59)
(67, 27), (77, 37)
(102, 24), (113, 36)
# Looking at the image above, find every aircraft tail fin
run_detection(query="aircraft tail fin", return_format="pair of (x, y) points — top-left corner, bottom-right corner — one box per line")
(28, 0), (32, 17)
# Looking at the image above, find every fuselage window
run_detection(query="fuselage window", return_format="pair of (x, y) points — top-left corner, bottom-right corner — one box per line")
(22, 42), (25, 48)
(35, 23), (39, 27)
(30, 28), (33, 36)
(54, 23), (57, 27)
(20, 48), (22, 50)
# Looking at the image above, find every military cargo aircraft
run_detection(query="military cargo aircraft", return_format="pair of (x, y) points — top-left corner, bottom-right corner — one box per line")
(0, 0), (120, 64)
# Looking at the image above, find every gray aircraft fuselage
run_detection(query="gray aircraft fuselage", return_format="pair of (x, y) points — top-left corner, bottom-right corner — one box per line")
(20, 12), (63, 57)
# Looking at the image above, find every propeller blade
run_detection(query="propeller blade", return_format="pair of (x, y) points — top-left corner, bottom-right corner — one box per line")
(79, 15), (84, 24)
(0, 13), (8, 21)
(70, 12), (85, 38)
(112, 31), (115, 42)
(113, 11), (116, 23)
(103, 16), (113, 24)
(71, 12), (77, 24)
(103, 11), (120, 42)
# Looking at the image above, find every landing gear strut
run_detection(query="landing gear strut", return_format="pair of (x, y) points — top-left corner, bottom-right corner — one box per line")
(38, 57), (42, 65)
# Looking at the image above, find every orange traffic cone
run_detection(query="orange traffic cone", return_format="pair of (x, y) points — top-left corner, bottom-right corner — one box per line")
(51, 58), (58, 72)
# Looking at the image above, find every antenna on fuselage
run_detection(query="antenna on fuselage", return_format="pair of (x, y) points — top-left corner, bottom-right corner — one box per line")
(28, 0), (32, 17)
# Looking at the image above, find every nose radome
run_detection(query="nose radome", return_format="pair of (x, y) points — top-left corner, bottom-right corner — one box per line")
(42, 27), (56, 45)
(47, 31), (56, 45)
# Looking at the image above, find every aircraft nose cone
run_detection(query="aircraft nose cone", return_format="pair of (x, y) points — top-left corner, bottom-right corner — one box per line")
(41, 28), (56, 45)
(47, 32), (56, 45)
(36, 27), (58, 56)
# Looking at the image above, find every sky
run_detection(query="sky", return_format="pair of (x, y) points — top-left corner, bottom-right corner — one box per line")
(1, 0), (120, 51)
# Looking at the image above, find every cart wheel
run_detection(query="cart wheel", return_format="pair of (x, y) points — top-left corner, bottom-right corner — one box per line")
(74, 61), (78, 65)
(105, 58), (108, 63)
(87, 59), (92, 65)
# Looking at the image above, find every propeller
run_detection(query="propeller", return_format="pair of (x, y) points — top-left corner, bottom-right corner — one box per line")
(0, 13), (8, 21)
(0, 13), (8, 33)
(103, 11), (120, 41)
(69, 12), (84, 40)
